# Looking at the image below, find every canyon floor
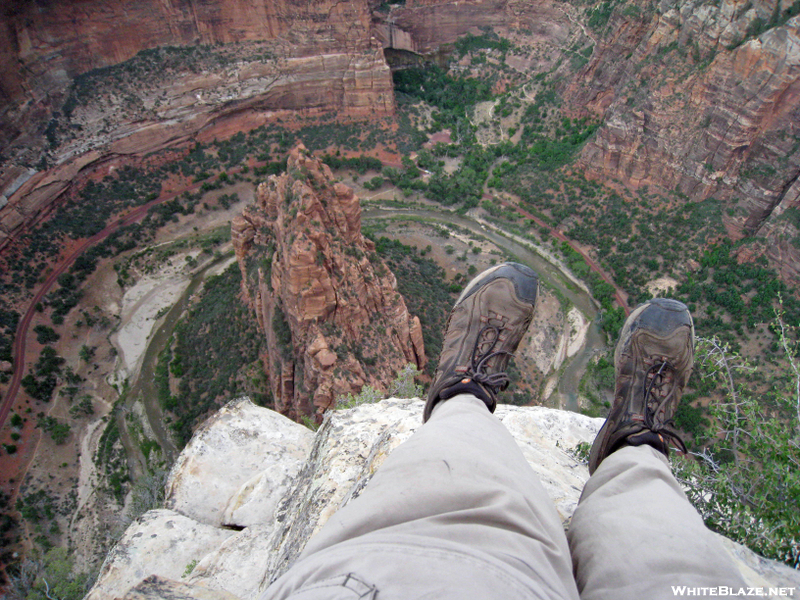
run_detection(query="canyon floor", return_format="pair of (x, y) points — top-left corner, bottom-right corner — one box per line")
(5, 185), (254, 568)
(0, 0), (797, 588)
(6, 164), (602, 576)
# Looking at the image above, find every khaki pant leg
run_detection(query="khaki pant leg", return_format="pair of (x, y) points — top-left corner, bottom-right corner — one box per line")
(568, 445), (747, 600)
(265, 395), (579, 600)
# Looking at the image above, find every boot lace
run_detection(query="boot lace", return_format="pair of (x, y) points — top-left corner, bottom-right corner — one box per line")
(643, 360), (687, 453)
(465, 325), (512, 393)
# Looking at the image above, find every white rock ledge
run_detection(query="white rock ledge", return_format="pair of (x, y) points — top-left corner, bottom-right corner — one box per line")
(87, 397), (800, 600)
(163, 398), (314, 529)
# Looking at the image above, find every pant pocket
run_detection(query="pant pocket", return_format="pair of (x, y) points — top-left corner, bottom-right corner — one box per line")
(284, 573), (377, 600)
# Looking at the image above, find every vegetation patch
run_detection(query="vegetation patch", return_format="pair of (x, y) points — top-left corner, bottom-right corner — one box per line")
(394, 65), (496, 129)
(37, 415), (71, 445)
(21, 348), (64, 403)
(369, 235), (457, 376)
(0, 307), (20, 382)
(677, 330), (800, 568)
(161, 264), (268, 447)
(95, 408), (129, 504)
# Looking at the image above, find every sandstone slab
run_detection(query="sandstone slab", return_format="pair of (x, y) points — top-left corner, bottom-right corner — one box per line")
(85, 509), (236, 600)
(164, 398), (313, 528)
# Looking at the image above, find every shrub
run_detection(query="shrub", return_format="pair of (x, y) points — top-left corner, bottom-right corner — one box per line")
(388, 363), (423, 399)
(37, 416), (71, 445)
(337, 363), (423, 409)
(33, 325), (60, 344)
(676, 326), (800, 567)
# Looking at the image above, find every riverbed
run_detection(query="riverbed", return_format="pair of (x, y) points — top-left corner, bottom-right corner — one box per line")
(363, 207), (608, 411)
(111, 204), (608, 466)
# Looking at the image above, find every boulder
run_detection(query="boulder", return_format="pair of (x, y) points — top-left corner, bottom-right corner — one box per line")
(164, 398), (314, 528)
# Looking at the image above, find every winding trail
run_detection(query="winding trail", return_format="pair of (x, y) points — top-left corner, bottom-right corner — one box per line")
(495, 196), (631, 315)
(0, 176), (212, 431)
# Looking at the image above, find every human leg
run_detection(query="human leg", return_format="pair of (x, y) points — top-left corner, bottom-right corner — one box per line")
(569, 299), (746, 600)
(263, 264), (579, 600)
(569, 444), (746, 600)
(268, 394), (579, 599)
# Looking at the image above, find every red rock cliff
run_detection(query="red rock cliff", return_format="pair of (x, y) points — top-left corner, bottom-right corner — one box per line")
(0, 0), (394, 250)
(1, 0), (382, 111)
(564, 0), (800, 279)
(231, 145), (426, 421)
(371, 0), (510, 54)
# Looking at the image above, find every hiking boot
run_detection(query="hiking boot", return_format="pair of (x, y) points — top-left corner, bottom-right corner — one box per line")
(423, 262), (539, 422)
(588, 298), (694, 474)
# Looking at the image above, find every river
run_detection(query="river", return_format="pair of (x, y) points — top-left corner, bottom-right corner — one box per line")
(363, 208), (608, 411)
(127, 208), (607, 466)
(123, 254), (235, 469)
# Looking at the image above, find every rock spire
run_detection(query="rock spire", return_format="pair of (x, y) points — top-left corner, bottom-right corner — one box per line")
(232, 145), (426, 420)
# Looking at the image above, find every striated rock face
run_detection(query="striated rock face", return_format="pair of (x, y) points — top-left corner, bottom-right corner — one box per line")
(1, 0), (390, 121)
(372, 0), (510, 54)
(86, 397), (800, 600)
(0, 0), (394, 250)
(231, 145), (426, 420)
(371, 0), (569, 57)
(566, 0), (800, 280)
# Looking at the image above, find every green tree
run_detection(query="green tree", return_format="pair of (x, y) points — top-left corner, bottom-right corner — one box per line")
(79, 345), (95, 362)
(69, 396), (94, 418)
(272, 306), (293, 359)
(675, 323), (800, 567)
(37, 415), (71, 445)
(337, 363), (423, 409)
(25, 548), (93, 600)
(33, 325), (60, 344)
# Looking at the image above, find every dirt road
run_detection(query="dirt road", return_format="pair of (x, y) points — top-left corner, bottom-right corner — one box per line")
(0, 178), (211, 431)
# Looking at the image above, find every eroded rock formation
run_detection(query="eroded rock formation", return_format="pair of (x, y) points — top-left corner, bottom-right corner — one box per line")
(0, 0), (394, 250)
(86, 397), (800, 600)
(567, 0), (800, 279)
(372, 0), (510, 54)
(231, 145), (426, 420)
(3, 0), (800, 280)
(1, 0), (392, 129)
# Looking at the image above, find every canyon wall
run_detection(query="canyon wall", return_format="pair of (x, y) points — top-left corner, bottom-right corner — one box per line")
(371, 0), (570, 57)
(372, 0), (509, 54)
(1, 0), (380, 115)
(0, 0), (394, 251)
(566, 0), (800, 278)
(231, 145), (426, 420)
(373, 0), (800, 281)
(3, 0), (800, 276)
